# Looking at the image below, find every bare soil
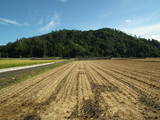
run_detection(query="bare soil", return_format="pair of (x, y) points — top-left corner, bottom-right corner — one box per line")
(0, 59), (160, 120)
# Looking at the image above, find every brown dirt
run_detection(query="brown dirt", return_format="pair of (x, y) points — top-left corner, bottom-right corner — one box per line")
(0, 59), (160, 120)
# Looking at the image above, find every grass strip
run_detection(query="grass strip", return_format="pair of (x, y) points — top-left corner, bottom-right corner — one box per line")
(0, 59), (64, 69)
(0, 60), (71, 90)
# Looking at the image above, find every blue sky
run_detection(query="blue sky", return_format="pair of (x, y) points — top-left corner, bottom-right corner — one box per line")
(0, 0), (160, 44)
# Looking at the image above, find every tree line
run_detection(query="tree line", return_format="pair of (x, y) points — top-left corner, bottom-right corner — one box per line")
(0, 28), (160, 58)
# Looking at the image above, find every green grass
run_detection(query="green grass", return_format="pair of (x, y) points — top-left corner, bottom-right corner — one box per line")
(0, 60), (71, 90)
(0, 58), (65, 69)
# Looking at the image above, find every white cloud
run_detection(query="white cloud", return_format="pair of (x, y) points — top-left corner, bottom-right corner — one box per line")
(125, 19), (135, 24)
(0, 17), (19, 25)
(122, 23), (160, 41)
(148, 34), (160, 40)
(40, 14), (60, 32)
(40, 20), (57, 32)
(58, 0), (68, 3)
(125, 24), (160, 35)
(0, 17), (29, 26)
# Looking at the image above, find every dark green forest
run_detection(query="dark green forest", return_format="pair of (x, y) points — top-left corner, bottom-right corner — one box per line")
(0, 28), (160, 58)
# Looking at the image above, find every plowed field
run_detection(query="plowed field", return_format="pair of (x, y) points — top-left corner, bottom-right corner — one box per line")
(0, 59), (160, 120)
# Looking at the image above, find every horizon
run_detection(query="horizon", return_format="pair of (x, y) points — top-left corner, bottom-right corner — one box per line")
(0, 0), (160, 44)
(1, 27), (159, 46)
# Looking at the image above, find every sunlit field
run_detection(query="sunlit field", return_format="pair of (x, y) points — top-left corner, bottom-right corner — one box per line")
(0, 59), (64, 69)
(133, 58), (160, 62)
(0, 59), (160, 119)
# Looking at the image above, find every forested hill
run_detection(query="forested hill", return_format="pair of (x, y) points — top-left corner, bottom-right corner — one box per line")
(0, 28), (160, 58)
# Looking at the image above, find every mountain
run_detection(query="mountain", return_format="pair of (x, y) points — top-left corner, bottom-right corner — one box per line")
(0, 28), (160, 58)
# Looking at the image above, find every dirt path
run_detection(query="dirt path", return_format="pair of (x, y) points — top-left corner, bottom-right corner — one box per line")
(0, 60), (160, 120)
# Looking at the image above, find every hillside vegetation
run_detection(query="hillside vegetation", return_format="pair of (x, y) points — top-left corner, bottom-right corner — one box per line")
(0, 28), (160, 58)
